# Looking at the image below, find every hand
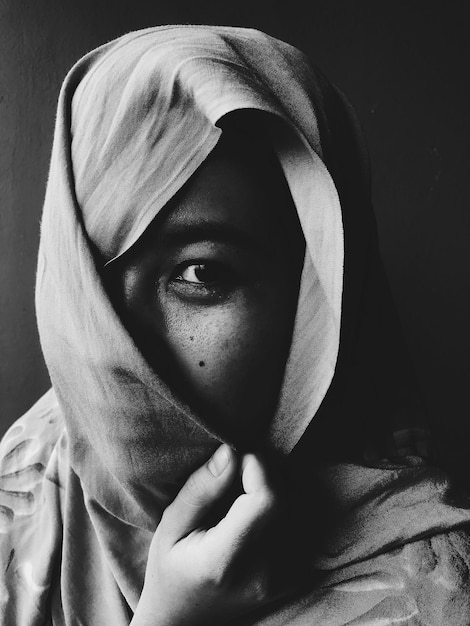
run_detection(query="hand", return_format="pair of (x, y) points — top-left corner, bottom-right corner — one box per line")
(131, 444), (279, 625)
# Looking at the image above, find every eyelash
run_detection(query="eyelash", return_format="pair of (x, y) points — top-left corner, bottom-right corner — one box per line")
(174, 263), (224, 284)
(168, 261), (238, 300)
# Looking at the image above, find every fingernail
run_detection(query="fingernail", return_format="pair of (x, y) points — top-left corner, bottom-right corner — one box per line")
(208, 444), (231, 476)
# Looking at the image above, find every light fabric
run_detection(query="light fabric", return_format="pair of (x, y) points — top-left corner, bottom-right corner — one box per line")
(39, 24), (345, 529)
(1, 25), (470, 624)
(2, 392), (470, 624)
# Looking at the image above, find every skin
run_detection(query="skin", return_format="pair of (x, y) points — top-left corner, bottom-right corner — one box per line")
(131, 445), (280, 625)
(109, 130), (305, 447)
(108, 127), (306, 623)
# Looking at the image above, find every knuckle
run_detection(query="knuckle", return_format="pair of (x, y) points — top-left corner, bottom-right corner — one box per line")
(246, 571), (270, 604)
(252, 579), (269, 604)
(199, 554), (232, 589)
(254, 488), (278, 517)
(181, 470), (211, 507)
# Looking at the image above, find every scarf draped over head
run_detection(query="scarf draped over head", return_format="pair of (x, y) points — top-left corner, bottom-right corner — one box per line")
(2, 25), (470, 626)
(36, 25), (350, 527)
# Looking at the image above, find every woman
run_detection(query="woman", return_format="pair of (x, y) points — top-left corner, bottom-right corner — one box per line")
(1, 25), (470, 625)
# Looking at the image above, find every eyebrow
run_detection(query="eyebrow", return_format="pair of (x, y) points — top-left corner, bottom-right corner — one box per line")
(158, 221), (266, 253)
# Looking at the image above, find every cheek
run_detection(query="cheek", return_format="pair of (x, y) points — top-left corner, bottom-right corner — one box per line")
(160, 294), (293, 441)
(163, 298), (260, 388)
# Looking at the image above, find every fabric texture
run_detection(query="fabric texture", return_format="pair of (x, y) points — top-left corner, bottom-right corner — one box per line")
(1, 25), (470, 624)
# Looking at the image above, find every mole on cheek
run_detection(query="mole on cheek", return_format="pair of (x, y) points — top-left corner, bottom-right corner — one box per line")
(199, 361), (205, 367)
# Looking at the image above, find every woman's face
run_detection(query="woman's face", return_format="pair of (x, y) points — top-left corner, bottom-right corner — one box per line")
(110, 133), (305, 447)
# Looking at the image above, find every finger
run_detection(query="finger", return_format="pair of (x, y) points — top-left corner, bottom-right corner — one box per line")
(159, 444), (237, 544)
(240, 452), (273, 496)
(205, 454), (277, 565)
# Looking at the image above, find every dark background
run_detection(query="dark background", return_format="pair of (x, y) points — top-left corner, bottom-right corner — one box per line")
(1, 2), (468, 475)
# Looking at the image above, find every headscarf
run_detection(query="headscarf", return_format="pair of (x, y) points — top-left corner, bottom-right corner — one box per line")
(37, 24), (350, 529)
(1, 25), (470, 625)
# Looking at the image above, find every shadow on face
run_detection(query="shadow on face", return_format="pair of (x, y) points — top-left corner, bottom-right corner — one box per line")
(106, 115), (305, 448)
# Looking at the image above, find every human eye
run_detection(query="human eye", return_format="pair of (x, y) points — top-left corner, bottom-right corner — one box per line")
(168, 261), (238, 301)
(175, 263), (227, 285)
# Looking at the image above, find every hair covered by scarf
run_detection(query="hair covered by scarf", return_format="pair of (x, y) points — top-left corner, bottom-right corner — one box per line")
(0, 25), (470, 625)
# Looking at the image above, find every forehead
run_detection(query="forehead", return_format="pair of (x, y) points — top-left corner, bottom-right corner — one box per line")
(157, 134), (300, 247)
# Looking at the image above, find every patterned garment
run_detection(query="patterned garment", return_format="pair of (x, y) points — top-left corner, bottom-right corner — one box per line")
(0, 391), (63, 623)
(2, 390), (470, 624)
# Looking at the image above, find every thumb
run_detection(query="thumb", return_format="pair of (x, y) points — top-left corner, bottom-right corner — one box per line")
(159, 444), (237, 544)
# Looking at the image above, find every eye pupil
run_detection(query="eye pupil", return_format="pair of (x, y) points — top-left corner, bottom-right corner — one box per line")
(194, 264), (217, 282)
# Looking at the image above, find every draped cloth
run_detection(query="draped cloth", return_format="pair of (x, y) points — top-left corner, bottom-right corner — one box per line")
(1, 25), (470, 624)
